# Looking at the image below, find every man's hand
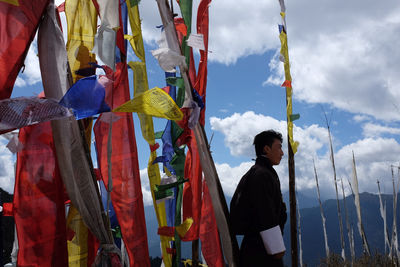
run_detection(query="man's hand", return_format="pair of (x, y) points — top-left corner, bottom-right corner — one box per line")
(272, 250), (285, 259)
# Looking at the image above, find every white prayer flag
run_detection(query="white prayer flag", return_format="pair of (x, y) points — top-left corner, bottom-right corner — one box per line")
(187, 33), (205, 51)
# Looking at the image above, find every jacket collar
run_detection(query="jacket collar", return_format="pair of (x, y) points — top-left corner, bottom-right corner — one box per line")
(255, 155), (273, 168)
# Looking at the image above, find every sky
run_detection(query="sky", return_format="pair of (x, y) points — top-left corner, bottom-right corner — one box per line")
(1, 0), (400, 208)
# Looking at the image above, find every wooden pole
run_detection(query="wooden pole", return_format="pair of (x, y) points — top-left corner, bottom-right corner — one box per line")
(192, 239), (199, 267)
(156, 1), (240, 265)
(287, 137), (298, 267)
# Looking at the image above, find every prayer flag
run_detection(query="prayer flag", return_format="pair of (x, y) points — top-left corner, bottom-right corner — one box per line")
(94, 62), (150, 267)
(0, 96), (72, 134)
(59, 75), (111, 120)
(14, 122), (68, 267)
(92, 0), (119, 70)
(0, 0), (49, 99)
(112, 86), (183, 121)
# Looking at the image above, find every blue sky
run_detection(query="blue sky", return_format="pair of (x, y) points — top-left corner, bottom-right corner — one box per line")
(1, 0), (400, 206)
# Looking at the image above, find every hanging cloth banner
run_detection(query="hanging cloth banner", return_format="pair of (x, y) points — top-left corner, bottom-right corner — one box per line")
(14, 122), (68, 267)
(66, 204), (99, 267)
(112, 86), (183, 121)
(125, 2), (172, 266)
(161, 73), (180, 176)
(59, 75), (111, 120)
(151, 48), (187, 73)
(65, 0), (98, 83)
(193, 0), (224, 265)
(0, 0), (49, 100)
(0, 96), (72, 134)
(199, 180), (224, 267)
(63, 2), (114, 266)
(173, 0), (203, 244)
(94, 61), (150, 267)
(92, 0), (119, 70)
(157, 218), (194, 239)
(277, 8), (299, 154)
(38, 3), (119, 267)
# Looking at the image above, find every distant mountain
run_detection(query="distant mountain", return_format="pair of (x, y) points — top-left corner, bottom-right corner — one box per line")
(283, 192), (400, 266)
(283, 191), (319, 209)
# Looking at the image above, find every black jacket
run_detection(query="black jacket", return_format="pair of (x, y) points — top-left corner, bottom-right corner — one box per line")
(230, 156), (287, 267)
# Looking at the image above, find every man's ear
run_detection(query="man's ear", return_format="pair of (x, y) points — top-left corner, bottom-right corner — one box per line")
(263, 145), (271, 156)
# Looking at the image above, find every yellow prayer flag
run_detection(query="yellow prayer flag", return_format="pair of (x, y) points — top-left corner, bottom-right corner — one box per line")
(126, 3), (172, 266)
(67, 205), (90, 267)
(176, 218), (194, 238)
(65, 0), (97, 83)
(112, 87), (183, 121)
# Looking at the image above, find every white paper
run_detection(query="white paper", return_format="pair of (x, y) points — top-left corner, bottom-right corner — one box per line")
(187, 33), (205, 51)
(151, 47), (187, 73)
(96, 0), (119, 29)
(93, 25), (116, 70)
(6, 134), (24, 154)
(260, 225), (285, 255)
(160, 174), (177, 185)
(92, 0), (119, 70)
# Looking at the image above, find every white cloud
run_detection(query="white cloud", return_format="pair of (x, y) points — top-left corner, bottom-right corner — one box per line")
(15, 39), (42, 88)
(353, 115), (371, 123)
(264, 1), (400, 121)
(0, 139), (15, 194)
(139, 0), (280, 64)
(215, 161), (253, 197)
(139, 0), (400, 121)
(362, 122), (400, 137)
(210, 112), (400, 199)
(210, 111), (327, 158)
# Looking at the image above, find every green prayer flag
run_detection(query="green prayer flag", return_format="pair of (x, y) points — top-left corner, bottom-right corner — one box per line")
(290, 113), (300, 121)
(154, 131), (164, 139)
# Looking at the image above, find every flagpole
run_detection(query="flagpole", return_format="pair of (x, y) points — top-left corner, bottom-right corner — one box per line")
(287, 136), (298, 267)
(276, 1), (298, 264)
(156, 1), (240, 265)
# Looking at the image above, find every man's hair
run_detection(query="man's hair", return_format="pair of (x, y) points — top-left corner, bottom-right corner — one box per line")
(253, 130), (283, 157)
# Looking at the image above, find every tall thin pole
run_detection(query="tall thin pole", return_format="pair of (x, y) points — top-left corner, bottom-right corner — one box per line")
(313, 160), (329, 259)
(275, 1), (298, 265)
(324, 113), (346, 260)
(288, 135), (298, 267)
(296, 193), (303, 267)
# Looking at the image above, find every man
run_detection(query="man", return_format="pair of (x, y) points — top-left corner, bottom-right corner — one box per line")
(230, 130), (287, 267)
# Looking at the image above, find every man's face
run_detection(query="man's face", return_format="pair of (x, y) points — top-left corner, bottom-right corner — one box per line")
(264, 139), (284, 165)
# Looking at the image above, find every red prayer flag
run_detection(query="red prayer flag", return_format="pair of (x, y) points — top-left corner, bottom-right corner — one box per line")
(94, 62), (150, 267)
(0, 0), (49, 99)
(200, 180), (224, 266)
(281, 80), (292, 88)
(181, 136), (202, 241)
(14, 122), (68, 267)
(2, 203), (13, 216)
